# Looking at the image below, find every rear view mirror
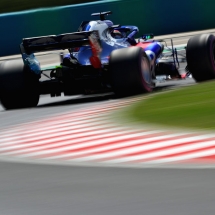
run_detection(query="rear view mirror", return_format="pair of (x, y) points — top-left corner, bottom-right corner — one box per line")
(142, 34), (154, 40)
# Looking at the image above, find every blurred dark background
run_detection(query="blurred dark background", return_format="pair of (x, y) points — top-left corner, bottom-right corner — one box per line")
(1, 0), (215, 57)
(0, 0), (96, 13)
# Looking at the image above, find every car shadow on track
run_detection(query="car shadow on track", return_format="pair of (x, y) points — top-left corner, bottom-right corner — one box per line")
(37, 85), (173, 109)
(37, 93), (115, 108)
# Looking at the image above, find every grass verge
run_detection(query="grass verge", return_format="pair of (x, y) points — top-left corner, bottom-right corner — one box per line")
(122, 80), (215, 131)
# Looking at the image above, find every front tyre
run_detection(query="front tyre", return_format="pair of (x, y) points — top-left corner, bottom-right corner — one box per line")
(186, 34), (215, 82)
(0, 60), (40, 109)
(110, 46), (153, 97)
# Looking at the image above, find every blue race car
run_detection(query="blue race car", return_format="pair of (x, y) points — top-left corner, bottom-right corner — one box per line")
(0, 11), (215, 109)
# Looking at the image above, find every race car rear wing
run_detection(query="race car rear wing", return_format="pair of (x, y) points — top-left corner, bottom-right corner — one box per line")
(19, 30), (102, 75)
(20, 30), (100, 55)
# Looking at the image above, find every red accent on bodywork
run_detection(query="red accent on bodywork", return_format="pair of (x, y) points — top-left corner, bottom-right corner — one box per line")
(88, 33), (102, 69)
(135, 42), (152, 50)
(74, 47), (80, 52)
(89, 56), (102, 69)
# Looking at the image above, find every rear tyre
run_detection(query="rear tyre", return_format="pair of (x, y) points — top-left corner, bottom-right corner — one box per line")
(186, 34), (215, 82)
(110, 46), (153, 97)
(0, 60), (40, 109)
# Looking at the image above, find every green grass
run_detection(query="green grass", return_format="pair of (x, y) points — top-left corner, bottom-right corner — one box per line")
(0, 0), (97, 14)
(124, 81), (215, 130)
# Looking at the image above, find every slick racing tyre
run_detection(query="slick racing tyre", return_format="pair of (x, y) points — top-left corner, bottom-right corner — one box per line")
(0, 60), (40, 109)
(110, 46), (153, 97)
(186, 34), (215, 82)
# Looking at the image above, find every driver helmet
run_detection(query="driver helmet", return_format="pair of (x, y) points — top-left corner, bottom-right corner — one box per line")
(111, 29), (123, 39)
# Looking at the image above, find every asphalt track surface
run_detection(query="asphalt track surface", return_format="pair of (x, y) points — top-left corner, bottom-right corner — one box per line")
(1, 162), (215, 215)
(0, 29), (215, 215)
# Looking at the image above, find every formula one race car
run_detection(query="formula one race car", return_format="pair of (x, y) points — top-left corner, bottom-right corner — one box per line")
(0, 11), (215, 109)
